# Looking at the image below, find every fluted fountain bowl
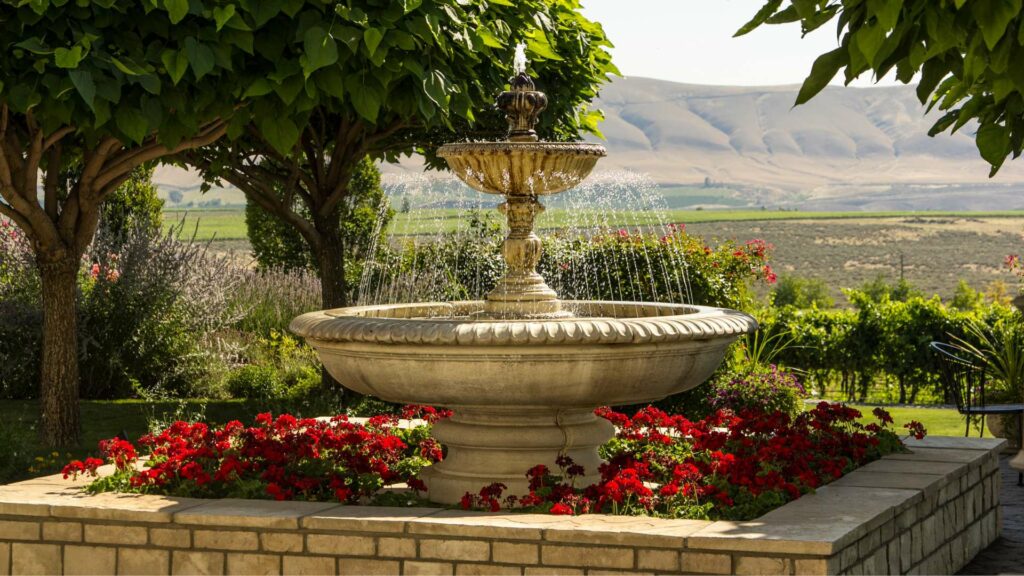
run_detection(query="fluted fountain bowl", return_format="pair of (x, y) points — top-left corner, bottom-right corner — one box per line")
(290, 300), (756, 504)
(437, 142), (607, 196)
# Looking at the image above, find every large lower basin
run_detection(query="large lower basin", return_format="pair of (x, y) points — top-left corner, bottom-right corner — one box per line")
(290, 301), (756, 503)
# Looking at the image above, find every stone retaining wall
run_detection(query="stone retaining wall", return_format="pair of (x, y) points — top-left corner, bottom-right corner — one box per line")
(0, 437), (1004, 575)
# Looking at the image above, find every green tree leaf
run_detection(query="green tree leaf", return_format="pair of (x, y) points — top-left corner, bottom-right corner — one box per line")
(160, 49), (189, 85)
(350, 82), (381, 122)
(68, 69), (96, 110)
(364, 28), (385, 56)
(976, 123), (1010, 170)
(213, 5), (235, 31)
(164, 0), (189, 25)
(184, 37), (215, 81)
(302, 26), (338, 78)
(115, 107), (148, 144)
(971, 0), (1022, 50)
(54, 46), (84, 69)
(795, 47), (846, 105)
(423, 69), (449, 108)
(257, 114), (300, 155)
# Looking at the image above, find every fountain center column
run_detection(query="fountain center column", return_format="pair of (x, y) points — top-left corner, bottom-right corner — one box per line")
(484, 194), (564, 318)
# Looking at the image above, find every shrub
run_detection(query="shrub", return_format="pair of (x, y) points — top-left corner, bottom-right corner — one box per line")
(364, 222), (776, 311)
(79, 222), (246, 399)
(245, 157), (391, 286)
(225, 366), (284, 400)
(231, 268), (322, 335)
(771, 275), (834, 309)
(708, 366), (807, 418)
(98, 166), (164, 242)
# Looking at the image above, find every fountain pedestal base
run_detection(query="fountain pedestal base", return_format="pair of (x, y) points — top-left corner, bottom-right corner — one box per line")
(421, 407), (614, 505)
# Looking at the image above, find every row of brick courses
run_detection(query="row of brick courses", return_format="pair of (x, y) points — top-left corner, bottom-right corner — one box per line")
(0, 436), (1005, 575)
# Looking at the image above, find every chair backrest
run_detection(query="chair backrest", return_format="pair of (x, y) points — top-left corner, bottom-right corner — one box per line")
(930, 341), (984, 413)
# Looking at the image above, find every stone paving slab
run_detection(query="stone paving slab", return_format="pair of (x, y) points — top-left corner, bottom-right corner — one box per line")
(887, 447), (993, 466)
(904, 436), (1006, 451)
(174, 499), (340, 529)
(854, 458), (967, 481)
(686, 485), (920, 555)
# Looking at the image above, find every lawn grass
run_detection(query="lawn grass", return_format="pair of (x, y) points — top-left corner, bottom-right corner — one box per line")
(845, 403), (968, 437)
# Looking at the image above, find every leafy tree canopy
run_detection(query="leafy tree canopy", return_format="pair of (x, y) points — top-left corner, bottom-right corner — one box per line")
(739, 0), (1024, 174)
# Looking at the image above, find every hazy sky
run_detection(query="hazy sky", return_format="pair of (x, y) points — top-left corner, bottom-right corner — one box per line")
(580, 0), (902, 87)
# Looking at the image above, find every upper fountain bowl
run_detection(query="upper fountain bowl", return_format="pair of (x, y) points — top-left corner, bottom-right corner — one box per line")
(437, 141), (606, 196)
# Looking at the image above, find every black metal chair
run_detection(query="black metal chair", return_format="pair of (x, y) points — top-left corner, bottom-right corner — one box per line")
(931, 341), (1024, 486)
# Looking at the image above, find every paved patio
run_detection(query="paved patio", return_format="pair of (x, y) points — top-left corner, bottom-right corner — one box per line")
(960, 455), (1024, 575)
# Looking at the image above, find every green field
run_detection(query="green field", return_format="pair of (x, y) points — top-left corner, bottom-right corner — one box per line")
(163, 206), (1024, 240)
(164, 209), (249, 240)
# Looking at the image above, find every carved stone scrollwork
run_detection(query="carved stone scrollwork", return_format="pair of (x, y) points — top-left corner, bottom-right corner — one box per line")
(484, 195), (562, 318)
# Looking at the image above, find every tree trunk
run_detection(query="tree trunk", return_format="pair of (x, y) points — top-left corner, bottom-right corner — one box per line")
(318, 214), (348, 310)
(315, 211), (364, 409)
(38, 256), (81, 447)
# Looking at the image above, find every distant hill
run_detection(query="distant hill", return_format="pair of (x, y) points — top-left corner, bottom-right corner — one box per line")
(585, 77), (1024, 210)
(153, 76), (1024, 211)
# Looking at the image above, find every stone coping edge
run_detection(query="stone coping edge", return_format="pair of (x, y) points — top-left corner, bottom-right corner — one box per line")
(0, 436), (1005, 558)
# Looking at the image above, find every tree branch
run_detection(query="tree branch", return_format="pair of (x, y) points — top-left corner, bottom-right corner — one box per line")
(93, 120), (226, 193)
(44, 144), (62, 221)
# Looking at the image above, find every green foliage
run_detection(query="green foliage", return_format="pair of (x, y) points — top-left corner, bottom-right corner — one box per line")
(245, 157), (390, 282)
(225, 366), (284, 401)
(739, 0), (1024, 174)
(771, 275), (834, 309)
(99, 166), (164, 242)
(952, 317), (1024, 402)
(367, 224), (776, 311)
(762, 289), (1020, 404)
(708, 367), (808, 419)
(951, 280), (987, 311)
(856, 274), (923, 303)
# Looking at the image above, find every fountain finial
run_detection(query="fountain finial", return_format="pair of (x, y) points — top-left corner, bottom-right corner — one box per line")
(496, 46), (547, 142)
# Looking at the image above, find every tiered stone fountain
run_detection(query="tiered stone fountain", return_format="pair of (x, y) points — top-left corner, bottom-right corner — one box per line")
(291, 69), (757, 504)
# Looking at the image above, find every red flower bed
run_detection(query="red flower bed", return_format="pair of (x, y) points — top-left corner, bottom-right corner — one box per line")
(63, 402), (923, 520)
(63, 406), (450, 503)
(459, 403), (925, 520)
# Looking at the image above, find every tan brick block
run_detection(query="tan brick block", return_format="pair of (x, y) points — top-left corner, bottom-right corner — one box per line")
(226, 553), (280, 575)
(172, 550), (224, 575)
(0, 542), (9, 576)
(735, 556), (790, 575)
(194, 529), (259, 551)
(306, 534), (375, 556)
(85, 524), (148, 545)
(150, 527), (191, 548)
(493, 542), (538, 565)
(794, 558), (830, 575)
(378, 537), (417, 558)
(525, 568), (582, 575)
(541, 545), (633, 570)
(11, 543), (61, 575)
(456, 563), (522, 575)
(404, 561), (454, 575)
(338, 558), (401, 575)
(638, 548), (679, 572)
(283, 555), (334, 575)
(260, 532), (303, 553)
(0, 520), (40, 541)
(64, 545), (116, 575)
(118, 548), (171, 575)
(42, 521), (81, 542)
(420, 539), (490, 562)
(681, 552), (731, 575)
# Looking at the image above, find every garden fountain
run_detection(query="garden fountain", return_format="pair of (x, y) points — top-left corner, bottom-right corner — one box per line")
(290, 63), (758, 504)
